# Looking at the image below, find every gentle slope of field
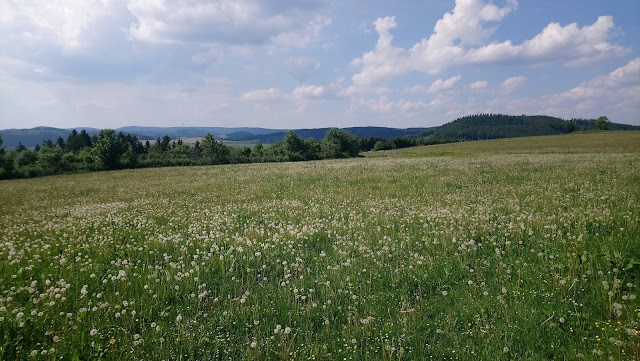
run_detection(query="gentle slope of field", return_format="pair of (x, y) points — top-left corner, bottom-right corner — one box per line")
(0, 131), (639, 360)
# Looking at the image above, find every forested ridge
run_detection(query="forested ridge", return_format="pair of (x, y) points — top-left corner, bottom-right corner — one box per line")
(432, 114), (637, 140)
(0, 114), (635, 179)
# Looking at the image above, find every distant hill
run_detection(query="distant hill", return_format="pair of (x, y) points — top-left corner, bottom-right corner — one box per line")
(1, 115), (637, 148)
(432, 114), (638, 140)
(117, 126), (281, 140)
(0, 127), (101, 148)
(227, 127), (435, 143)
(0, 126), (434, 147)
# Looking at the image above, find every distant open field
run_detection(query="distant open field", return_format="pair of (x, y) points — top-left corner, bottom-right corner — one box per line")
(149, 137), (269, 148)
(1, 131), (639, 360)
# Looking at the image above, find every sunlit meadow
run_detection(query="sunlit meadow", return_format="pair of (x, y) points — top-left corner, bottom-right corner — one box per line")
(1, 132), (639, 360)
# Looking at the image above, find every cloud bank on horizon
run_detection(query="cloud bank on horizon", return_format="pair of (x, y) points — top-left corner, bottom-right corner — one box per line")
(0, 0), (638, 130)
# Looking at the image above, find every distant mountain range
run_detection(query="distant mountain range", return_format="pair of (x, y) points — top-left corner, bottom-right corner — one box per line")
(1, 115), (637, 148)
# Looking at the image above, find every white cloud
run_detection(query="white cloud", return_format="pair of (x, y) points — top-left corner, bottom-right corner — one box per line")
(468, 80), (488, 90)
(428, 75), (462, 93)
(351, 16), (410, 85)
(351, 0), (629, 84)
(467, 16), (628, 65)
(552, 57), (639, 104)
(0, 0), (116, 50)
(241, 88), (284, 101)
(483, 58), (640, 124)
(501, 76), (526, 93)
(291, 85), (326, 99)
(127, 0), (331, 47)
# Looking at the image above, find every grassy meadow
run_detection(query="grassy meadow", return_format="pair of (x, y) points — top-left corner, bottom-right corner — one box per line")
(0, 131), (639, 360)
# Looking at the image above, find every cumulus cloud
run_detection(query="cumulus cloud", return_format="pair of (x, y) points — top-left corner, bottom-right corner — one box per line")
(291, 85), (326, 99)
(127, 0), (331, 47)
(351, 16), (409, 85)
(482, 58), (640, 123)
(0, 0), (116, 50)
(501, 76), (526, 93)
(241, 88), (284, 101)
(467, 16), (628, 65)
(428, 75), (462, 93)
(468, 80), (488, 90)
(351, 0), (628, 84)
(552, 57), (639, 105)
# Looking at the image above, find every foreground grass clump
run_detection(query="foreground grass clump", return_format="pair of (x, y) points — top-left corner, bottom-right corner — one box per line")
(0, 131), (639, 360)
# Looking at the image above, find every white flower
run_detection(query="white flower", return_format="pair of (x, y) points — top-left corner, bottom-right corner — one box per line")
(441, 291), (447, 296)
(250, 341), (257, 348)
(90, 329), (98, 336)
(176, 315), (183, 322)
(284, 327), (291, 335)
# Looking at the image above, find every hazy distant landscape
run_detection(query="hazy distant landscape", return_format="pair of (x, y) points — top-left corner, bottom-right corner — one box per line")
(2, 114), (638, 181)
(2, 114), (637, 148)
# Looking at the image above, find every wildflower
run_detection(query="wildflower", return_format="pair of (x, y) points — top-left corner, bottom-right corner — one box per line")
(250, 341), (257, 348)
(442, 291), (448, 296)
(176, 315), (183, 322)
(90, 329), (98, 336)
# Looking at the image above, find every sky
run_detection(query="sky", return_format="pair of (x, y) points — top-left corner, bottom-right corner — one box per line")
(0, 0), (639, 130)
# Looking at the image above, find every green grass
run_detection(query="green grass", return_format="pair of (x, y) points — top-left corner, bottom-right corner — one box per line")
(0, 131), (639, 360)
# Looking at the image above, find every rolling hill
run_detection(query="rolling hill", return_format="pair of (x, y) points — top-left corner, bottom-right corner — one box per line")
(1, 115), (637, 148)
(432, 114), (638, 140)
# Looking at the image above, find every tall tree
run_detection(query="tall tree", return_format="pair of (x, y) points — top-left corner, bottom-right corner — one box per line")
(56, 136), (66, 149)
(595, 116), (611, 130)
(93, 129), (126, 170)
(79, 129), (93, 148)
(201, 134), (230, 164)
(323, 128), (360, 158)
(66, 130), (82, 152)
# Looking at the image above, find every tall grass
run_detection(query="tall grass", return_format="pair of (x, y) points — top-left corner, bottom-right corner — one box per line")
(0, 131), (639, 360)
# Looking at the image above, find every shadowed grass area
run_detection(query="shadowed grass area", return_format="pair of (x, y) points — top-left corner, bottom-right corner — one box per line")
(0, 131), (639, 360)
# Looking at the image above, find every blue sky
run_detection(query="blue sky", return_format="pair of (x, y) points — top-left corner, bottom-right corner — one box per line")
(1, 0), (638, 130)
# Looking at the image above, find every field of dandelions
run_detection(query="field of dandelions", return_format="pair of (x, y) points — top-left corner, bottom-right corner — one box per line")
(1, 131), (639, 360)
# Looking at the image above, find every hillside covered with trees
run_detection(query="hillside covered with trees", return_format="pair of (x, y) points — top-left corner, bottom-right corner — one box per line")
(1, 114), (636, 179)
(431, 114), (637, 140)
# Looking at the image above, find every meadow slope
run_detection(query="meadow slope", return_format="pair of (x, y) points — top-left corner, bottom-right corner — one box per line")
(0, 131), (639, 360)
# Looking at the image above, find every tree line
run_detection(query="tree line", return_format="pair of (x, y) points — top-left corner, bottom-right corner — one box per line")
(0, 128), (457, 179)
